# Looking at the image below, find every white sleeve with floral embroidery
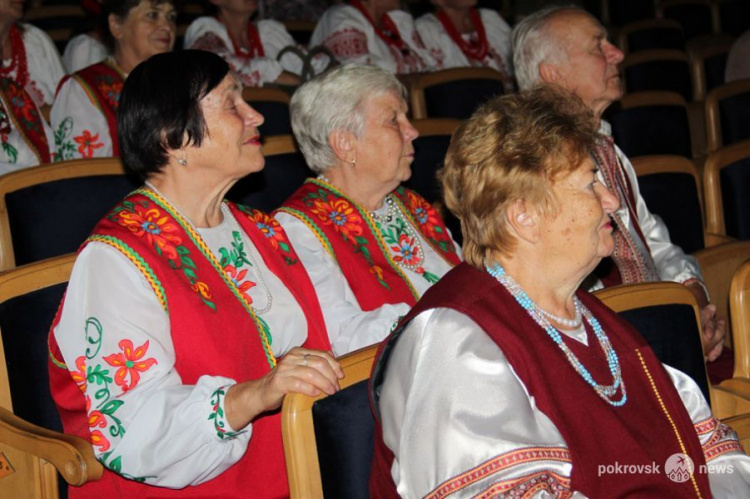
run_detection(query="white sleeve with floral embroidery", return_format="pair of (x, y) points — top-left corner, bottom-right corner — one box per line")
(183, 17), (285, 87)
(275, 209), (460, 356)
(49, 75), (112, 161)
(19, 23), (66, 107)
(52, 211), (307, 488)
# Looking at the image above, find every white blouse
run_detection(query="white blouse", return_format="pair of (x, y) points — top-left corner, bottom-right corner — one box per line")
(52, 205), (308, 488)
(276, 201), (460, 356)
(310, 4), (437, 74)
(416, 9), (514, 79)
(380, 308), (750, 498)
(62, 33), (109, 73)
(184, 17), (302, 87)
(3, 23), (65, 107)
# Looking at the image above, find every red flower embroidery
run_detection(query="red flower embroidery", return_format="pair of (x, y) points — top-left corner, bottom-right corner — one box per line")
(391, 233), (423, 267)
(311, 198), (363, 243)
(224, 265), (256, 302)
(103, 339), (157, 392)
(74, 130), (104, 158)
(90, 429), (111, 452)
(71, 356), (87, 392)
(85, 395), (110, 452)
(406, 192), (442, 240)
(247, 210), (286, 251)
(117, 204), (182, 260)
(190, 280), (212, 300)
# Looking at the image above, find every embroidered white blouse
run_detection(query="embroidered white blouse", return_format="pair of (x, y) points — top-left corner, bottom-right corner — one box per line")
(309, 4), (437, 74)
(3, 23), (65, 107)
(380, 308), (750, 498)
(587, 121), (703, 291)
(62, 33), (109, 73)
(275, 202), (460, 357)
(416, 9), (513, 80)
(49, 58), (122, 161)
(184, 17), (303, 87)
(52, 206), (308, 487)
(0, 90), (55, 173)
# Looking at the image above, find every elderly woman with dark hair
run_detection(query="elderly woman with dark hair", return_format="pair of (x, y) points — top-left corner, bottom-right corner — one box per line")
(370, 87), (750, 497)
(51, 0), (177, 160)
(276, 64), (461, 357)
(49, 50), (341, 498)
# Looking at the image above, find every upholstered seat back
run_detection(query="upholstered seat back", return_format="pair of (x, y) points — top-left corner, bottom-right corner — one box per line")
(312, 380), (374, 499)
(423, 79), (503, 120)
(720, 157), (750, 240)
(627, 26), (686, 52)
(719, 92), (750, 147)
(610, 105), (692, 158)
(624, 59), (693, 101)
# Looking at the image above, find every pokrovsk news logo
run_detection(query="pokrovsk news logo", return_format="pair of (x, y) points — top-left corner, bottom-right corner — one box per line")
(597, 453), (734, 480)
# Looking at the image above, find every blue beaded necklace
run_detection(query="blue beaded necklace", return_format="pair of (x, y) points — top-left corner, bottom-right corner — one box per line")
(485, 261), (627, 407)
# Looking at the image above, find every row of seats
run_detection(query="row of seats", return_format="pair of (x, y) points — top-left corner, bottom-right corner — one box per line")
(2, 250), (750, 496)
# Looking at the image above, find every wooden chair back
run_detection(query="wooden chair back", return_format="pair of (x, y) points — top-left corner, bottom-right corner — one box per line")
(0, 254), (103, 498)
(658, 0), (719, 40)
(705, 78), (750, 152)
(409, 67), (505, 120)
(242, 86), (292, 136)
(703, 139), (750, 239)
(282, 345), (379, 498)
(690, 40), (733, 101)
(617, 18), (685, 54)
(729, 260), (750, 379)
(621, 49), (693, 101)
(0, 157), (139, 271)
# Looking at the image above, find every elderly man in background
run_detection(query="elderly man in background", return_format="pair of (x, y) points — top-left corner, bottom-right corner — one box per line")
(512, 5), (728, 375)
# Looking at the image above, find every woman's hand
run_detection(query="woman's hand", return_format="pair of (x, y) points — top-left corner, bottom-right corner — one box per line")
(224, 348), (344, 430)
(701, 304), (727, 362)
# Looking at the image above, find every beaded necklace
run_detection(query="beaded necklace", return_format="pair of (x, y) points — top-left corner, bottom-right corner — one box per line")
(485, 261), (627, 406)
(144, 181), (273, 314)
(350, 0), (412, 56)
(0, 26), (29, 88)
(436, 8), (489, 62)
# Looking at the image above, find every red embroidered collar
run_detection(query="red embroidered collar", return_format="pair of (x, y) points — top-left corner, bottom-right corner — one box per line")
(350, 0), (411, 55)
(216, 16), (265, 59)
(0, 25), (29, 88)
(437, 8), (488, 62)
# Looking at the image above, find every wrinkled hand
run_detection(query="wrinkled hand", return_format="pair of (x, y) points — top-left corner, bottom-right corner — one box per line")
(701, 304), (726, 362)
(226, 348), (343, 430)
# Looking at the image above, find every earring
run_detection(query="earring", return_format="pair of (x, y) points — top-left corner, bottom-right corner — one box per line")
(177, 158), (187, 166)
(350, 158), (356, 167)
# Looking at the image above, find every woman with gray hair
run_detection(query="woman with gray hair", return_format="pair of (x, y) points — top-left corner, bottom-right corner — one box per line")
(276, 64), (461, 356)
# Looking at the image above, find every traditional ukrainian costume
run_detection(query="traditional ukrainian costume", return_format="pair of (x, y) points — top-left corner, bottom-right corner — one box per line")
(416, 8), (514, 87)
(276, 179), (461, 356)
(0, 23), (65, 107)
(49, 187), (330, 497)
(371, 262), (750, 498)
(184, 16), (303, 87)
(309, 1), (436, 74)
(50, 58), (125, 161)
(0, 77), (54, 173)
(63, 33), (109, 74)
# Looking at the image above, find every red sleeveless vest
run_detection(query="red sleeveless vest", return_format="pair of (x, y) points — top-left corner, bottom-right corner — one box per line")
(49, 190), (329, 498)
(277, 179), (461, 310)
(370, 263), (712, 498)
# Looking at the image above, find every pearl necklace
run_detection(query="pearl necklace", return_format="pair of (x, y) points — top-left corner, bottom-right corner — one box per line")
(537, 300), (582, 329)
(317, 175), (426, 272)
(485, 261), (627, 407)
(144, 181), (273, 314)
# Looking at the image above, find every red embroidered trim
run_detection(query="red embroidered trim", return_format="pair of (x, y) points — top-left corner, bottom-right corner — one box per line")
(0, 77), (51, 163)
(476, 470), (572, 499)
(436, 8), (489, 62)
(704, 439), (745, 461)
(694, 416), (719, 436)
(215, 16), (265, 59)
(349, 0), (410, 55)
(0, 25), (29, 88)
(425, 446), (572, 499)
(326, 27), (370, 58)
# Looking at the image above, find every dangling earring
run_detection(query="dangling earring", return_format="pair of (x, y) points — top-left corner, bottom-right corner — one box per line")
(177, 150), (187, 166)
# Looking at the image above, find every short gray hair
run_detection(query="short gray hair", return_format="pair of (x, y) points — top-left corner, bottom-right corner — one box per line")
(512, 4), (586, 90)
(290, 64), (407, 173)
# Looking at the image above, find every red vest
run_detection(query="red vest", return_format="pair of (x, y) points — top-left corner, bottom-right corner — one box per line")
(0, 76), (51, 163)
(49, 190), (330, 498)
(62, 60), (124, 156)
(370, 262), (712, 498)
(277, 179), (461, 310)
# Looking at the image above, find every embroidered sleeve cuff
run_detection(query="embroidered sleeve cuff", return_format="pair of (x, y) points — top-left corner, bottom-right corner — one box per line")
(208, 384), (248, 441)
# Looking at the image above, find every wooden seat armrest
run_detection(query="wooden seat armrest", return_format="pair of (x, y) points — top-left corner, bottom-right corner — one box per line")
(711, 379), (750, 419)
(0, 407), (103, 486)
(704, 232), (736, 247)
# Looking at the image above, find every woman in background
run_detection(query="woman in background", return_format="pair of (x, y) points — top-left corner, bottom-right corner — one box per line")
(63, 0), (109, 73)
(184, 0), (302, 86)
(51, 0), (177, 160)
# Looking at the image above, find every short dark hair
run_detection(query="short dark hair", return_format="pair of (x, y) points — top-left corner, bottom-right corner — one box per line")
(118, 50), (230, 179)
(100, 0), (180, 50)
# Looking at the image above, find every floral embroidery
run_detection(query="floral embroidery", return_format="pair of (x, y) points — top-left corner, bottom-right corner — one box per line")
(103, 339), (158, 392)
(209, 386), (242, 440)
(71, 356), (88, 392)
(74, 130), (104, 158)
(379, 217), (440, 284)
(236, 205), (298, 265)
(310, 197), (364, 243)
(97, 76), (122, 110)
(218, 230), (256, 303)
(225, 265), (256, 302)
(53, 116), (77, 161)
(391, 233), (422, 267)
(301, 185), (390, 288)
(401, 189), (456, 255)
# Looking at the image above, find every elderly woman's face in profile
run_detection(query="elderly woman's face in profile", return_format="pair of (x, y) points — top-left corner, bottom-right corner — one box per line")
(538, 156), (619, 273)
(350, 92), (418, 192)
(187, 75), (265, 175)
